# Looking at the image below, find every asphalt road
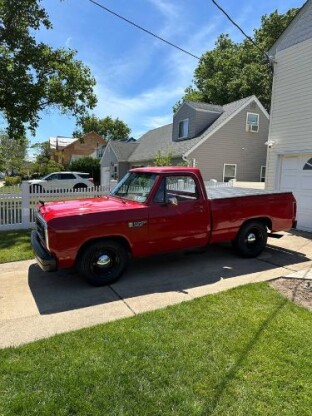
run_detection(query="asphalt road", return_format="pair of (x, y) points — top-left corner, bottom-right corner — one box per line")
(1, 231), (312, 348)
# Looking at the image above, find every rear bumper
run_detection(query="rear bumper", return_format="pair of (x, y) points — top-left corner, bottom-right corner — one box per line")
(31, 230), (57, 272)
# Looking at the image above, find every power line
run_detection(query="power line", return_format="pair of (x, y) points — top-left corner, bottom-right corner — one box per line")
(211, 0), (271, 61)
(87, 0), (201, 60)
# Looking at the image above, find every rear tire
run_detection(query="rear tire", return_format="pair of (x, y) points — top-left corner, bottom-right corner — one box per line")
(78, 240), (129, 286)
(233, 221), (267, 258)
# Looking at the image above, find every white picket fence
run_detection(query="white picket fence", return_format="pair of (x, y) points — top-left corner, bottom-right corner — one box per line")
(0, 182), (111, 231)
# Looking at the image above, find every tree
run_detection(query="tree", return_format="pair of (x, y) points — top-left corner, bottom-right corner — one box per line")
(174, 9), (298, 112)
(153, 150), (172, 166)
(68, 157), (100, 185)
(31, 141), (64, 176)
(0, 132), (28, 175)
(73, 115), (131, 141)
(0, 0), (97, 137)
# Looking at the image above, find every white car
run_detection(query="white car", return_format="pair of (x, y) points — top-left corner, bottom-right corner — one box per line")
(28, 172), (94, 192)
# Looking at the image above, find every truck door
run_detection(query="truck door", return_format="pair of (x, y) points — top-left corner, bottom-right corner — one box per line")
(147, 174), (210, 254)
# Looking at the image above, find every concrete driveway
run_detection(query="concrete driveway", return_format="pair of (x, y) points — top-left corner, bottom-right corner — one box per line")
(1, 231), (312, 348)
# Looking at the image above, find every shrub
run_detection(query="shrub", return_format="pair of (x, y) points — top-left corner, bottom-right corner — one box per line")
(4, 176), (22, 186)
(68, 157), (100, 185)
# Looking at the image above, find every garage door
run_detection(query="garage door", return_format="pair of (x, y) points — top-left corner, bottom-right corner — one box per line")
(280, 154), (312, 232)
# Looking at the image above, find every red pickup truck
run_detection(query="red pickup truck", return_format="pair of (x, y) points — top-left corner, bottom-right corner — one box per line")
(31, 167), (296, 286)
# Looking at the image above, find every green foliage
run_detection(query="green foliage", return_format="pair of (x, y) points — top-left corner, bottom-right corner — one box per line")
(44, 160), (65, 175)
(30, 141), (64, 176)
(0, 230), (33, 263)
(68, 157), (100, 184)
(4, 176), (21, 186)
(174, 8), (298, 112)
(0, 132), (28, 174)
(153, 150), (173, 166)
(73, 115), (131, 141)
(0, 0), (97, 137)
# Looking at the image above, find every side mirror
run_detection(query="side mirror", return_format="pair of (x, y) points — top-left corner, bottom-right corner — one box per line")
(167, 197), (178, 206)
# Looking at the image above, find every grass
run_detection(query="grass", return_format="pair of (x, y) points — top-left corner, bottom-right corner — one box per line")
(0, 229), (33, 263)
(0, 185), (21, 194)
(0, 283), (311, 415)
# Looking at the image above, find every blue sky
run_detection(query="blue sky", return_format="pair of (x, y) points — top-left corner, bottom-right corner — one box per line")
(28, 0), (304, 148)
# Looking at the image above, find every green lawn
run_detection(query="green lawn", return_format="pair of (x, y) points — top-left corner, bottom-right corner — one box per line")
(0, 229), (33, 263)
(0, 185), (21, 194)
(0, 283), (311, 415)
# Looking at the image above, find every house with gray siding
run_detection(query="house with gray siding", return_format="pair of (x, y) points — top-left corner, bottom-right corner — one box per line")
(266, 0), (312, 232)
(101, 95), (269, 185)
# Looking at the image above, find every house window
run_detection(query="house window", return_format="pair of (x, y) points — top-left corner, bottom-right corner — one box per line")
(223, 164), (237, 182)
(260, 165), (266, 182)
(178, 119), (189, 139)
(112, 164), (118, 180)
(246, 112), (259, 133)
(303, 158), (312, 170)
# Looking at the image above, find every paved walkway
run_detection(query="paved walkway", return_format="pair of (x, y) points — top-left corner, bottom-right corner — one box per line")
(1, 231), (312, 348)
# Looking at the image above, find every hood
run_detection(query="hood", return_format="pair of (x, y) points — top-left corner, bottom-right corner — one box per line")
(38, 195), (144, 221)
(29, 179), (44, 184)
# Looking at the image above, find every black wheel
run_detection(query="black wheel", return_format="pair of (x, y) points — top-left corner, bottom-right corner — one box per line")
(78, 240), (129, 286)
(73, 183), (87, 191)
(233, 221), (267, 258)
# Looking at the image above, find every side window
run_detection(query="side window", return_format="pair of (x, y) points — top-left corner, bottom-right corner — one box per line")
(60, 173), (76, 180)
(260, 165), (266, 182)
(154, 176), (199, 203)
(223, 164), (236, 182)
(246, 112), (259, 133)
(46, 174), (58, 181)
(303, 158), (312, 170)
(178, 119), (189, 139)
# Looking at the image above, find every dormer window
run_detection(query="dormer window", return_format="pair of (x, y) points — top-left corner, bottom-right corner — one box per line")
(246, 112), (259, 133)
(178, 119), (189, 139)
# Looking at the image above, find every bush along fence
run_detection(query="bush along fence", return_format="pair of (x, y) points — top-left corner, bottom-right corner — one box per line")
(0, 181), (110, 231)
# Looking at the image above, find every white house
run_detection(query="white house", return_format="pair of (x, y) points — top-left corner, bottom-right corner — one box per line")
(266, 0), (312, 232)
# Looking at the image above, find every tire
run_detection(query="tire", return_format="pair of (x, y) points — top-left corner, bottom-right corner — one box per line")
(233, 221), (267, 258)
(73, 183), (87, 191)
(78, 240), (129, 286)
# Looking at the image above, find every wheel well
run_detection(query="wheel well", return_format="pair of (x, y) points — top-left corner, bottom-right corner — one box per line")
(76, 236), (132, 264)
(74, 183), (87, 188)
(241, 217), (272, 232)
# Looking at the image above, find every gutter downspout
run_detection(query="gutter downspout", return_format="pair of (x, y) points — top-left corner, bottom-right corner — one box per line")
(182, 154), (196, 167)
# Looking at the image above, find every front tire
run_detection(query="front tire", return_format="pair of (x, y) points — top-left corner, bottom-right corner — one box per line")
(233, 221), (267, 258)
(78, 240), (129, 286)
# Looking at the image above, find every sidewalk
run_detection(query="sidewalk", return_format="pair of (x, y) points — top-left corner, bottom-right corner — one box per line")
(1, 231), (311, 348)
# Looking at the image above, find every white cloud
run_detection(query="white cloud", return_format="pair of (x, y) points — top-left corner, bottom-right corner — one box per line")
(147, 0), (179, 19)
(65, 36), (72, 48)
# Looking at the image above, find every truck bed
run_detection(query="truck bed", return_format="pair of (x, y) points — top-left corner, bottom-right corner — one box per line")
(206, 187), (286, 200)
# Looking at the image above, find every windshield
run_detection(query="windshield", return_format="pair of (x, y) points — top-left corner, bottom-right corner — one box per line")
(111, 172), (157, 202)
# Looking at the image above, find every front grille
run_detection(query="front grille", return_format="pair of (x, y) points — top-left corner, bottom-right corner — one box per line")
(35, 214), (47, 245)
